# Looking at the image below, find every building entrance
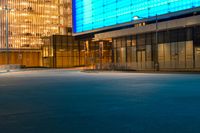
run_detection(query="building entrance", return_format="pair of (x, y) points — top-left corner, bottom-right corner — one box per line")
(137, 50), (146, 70)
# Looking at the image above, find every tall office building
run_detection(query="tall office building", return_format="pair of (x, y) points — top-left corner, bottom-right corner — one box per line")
(0, 0), (71, 66)
(72, 0), (200, 71)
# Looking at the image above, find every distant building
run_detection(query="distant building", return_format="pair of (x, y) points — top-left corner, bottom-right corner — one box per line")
(72, 0), (200, 71)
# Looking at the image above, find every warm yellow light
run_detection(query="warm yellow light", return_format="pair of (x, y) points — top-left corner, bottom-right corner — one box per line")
(20, 2), (29, 5)
(0, 0), (70, 49)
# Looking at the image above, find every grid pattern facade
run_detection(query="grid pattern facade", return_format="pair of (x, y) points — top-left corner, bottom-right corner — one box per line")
(0, 0), (70, 49)
(73, 0), (200, 33)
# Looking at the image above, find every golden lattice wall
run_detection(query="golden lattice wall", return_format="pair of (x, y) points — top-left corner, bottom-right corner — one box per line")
(0, 0), (72, 49)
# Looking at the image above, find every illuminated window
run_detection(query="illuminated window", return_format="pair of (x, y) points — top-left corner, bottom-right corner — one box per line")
(0, 0), (72, 49)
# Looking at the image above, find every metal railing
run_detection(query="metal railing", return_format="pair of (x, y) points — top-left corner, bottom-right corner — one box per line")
(95, 62), (155, 71)
(94, 61), (200, 71)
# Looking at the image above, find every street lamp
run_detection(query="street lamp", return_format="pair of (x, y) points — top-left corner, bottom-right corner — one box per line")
(0, 5), (13, 72)
(133, 15), (159, 71)
(133, 16), (140, 20)
(133, 16), (147, 20)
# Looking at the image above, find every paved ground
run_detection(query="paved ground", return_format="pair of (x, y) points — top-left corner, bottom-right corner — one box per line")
(0, 70), (200, 133)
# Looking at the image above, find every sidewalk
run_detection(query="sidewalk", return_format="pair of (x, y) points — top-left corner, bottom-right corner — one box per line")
(82, 68), (200, 74)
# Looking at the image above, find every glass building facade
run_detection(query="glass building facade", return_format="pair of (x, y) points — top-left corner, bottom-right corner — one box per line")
(42, 35), (112, 68)
(73, 0), (200, 33)
(72, 0), (200, 71)
(112, 26), (200, 70)
(0, 0), (68, 49)
(0, 0), (71, 67)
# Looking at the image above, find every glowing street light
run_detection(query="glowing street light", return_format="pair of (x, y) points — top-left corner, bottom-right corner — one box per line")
(133, 16), (147, 20)
(133, 16), (140, 20)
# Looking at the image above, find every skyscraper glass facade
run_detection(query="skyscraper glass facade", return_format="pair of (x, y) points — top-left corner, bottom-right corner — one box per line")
(73, 0), (200, 33)
(0, 0), (72, 67)
(0, 0), (68, 49)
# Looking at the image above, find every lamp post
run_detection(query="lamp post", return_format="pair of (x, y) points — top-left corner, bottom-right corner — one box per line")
(155, 14), (159, 71)
(5, 5), (9, 72)
(0, 4), (12, 72)
(99, 41), (103, 70)
(133, 14), (159, 71)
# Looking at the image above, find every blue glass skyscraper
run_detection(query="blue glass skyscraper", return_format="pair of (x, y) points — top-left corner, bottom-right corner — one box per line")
(73, 0), (200, 33)
(72, 0), (200, 71)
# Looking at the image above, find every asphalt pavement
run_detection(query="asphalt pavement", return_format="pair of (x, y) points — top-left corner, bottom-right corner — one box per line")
(0, 70), (200, 133)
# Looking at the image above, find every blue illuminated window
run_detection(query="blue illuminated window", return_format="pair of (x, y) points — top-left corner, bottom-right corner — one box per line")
(72, 0), (200, 33)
